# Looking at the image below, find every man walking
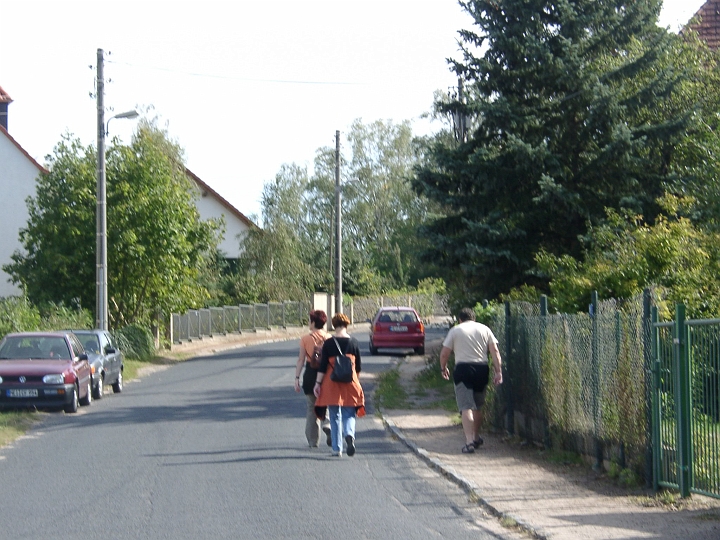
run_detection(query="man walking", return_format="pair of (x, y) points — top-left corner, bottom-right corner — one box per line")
(440, 307), (503, 453)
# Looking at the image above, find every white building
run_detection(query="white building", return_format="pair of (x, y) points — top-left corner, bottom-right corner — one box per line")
(0, 87), (47, 297)
(186, 168), (255, 259)
(0, 85), (255, 298)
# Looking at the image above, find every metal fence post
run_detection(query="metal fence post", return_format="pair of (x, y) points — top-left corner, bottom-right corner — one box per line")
(591, 290), (603, 470)
(540, 295), (551, 448)
(643, 289), (654, 488)
(675, 304), (692, 498)
(650, 305), (661, 491)
(504, 301), (514, 434)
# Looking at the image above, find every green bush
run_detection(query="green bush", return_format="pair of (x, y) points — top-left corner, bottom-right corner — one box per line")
(116, 324), (155, 361)
(37, 303), (93, 331)
(0, 297), (41, 337)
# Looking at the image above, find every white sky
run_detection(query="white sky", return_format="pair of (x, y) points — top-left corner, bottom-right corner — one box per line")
(0, 1), (708, 223)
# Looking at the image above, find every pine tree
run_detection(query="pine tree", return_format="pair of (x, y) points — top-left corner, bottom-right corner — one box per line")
(414, 0), (693, 300)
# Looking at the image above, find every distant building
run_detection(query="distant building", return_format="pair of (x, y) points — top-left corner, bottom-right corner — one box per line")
(0, 87), (47, 297)
(185, 168), (255, 260)
(0, 85), (255, 298)
(685, 1), (720, 50)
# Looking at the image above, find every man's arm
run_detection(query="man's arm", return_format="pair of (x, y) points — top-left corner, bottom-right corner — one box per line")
(489, 341), (503, 385)
(440, 346), (452, 380)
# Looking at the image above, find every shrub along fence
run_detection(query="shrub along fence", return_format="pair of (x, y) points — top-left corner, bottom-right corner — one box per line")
(486, 289), (720, 499)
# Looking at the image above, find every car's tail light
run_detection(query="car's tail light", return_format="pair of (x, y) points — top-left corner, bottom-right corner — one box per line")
(418, 321), (425, 334)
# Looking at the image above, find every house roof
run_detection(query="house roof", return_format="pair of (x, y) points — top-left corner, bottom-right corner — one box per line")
(685, 1), (720, 50)
(185, 168), (257, 229)
(0, 124), (48, 174)
(0, 86), (12, 104)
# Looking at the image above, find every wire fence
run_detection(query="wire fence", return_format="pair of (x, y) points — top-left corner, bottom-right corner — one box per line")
(171, 301), (311, 343)
(485, 293), (652, 479)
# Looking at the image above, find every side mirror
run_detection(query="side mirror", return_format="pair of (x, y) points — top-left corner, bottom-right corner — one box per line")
(79, 353), (88, 361)
(105, 347), (116, 355)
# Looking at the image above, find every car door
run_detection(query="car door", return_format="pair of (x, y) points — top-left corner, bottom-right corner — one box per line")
(69, 334), (91, 391)
(103, 332), (120, 382)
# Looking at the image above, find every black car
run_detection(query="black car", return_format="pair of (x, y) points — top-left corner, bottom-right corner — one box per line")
(71, 330), (123, 399)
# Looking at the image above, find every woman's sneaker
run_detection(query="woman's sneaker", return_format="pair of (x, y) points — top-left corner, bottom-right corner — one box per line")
(345, 435), (356, 457)
(322, 426), (332, 447)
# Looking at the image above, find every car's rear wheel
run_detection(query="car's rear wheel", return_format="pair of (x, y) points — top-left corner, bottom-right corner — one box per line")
(369, 344), (378, 355)
(79, 380), (92, 406)
(92, 373), (104, 400)
(112, 370), (123, 394)
(64, 385), (78, 413)
(414, 346), (425, 355)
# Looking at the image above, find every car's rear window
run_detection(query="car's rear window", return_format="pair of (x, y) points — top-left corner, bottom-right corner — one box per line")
(0, 336), (70, 360)
(77, 335), (100, 353)
(377, 310), (418, 324)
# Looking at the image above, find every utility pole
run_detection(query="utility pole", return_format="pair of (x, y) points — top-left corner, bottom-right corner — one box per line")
(96, 48), (108, 330)
(334, 130), (342, 315)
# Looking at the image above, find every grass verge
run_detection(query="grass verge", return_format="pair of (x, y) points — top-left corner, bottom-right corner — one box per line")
(0, 411), (40, 448)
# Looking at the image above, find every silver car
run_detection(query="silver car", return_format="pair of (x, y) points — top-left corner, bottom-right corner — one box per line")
(71, 330), (123, 399)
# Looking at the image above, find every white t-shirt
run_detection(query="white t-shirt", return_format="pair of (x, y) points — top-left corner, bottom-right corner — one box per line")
(442, 321), (498, 365)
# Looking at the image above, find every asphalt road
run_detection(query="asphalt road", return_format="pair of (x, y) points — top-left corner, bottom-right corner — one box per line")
(0, 330), (508, 540)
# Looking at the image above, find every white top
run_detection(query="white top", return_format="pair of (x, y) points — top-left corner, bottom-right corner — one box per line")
(442, 321), (498, 365)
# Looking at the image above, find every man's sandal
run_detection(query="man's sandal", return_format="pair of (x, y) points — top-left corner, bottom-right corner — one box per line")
(461, 443), (475, 454)
(473, 436), (484, 448)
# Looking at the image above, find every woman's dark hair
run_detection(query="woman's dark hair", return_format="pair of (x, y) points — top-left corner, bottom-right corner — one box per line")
(309, 310), (327, 328)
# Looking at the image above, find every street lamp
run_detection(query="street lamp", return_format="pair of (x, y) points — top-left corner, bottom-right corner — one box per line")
(96, 48), (138, 330)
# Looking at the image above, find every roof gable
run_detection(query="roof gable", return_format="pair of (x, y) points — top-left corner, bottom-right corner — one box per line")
(0, 124), (48, 174)
(686, 1), (720, 50)
(185, 168), (256, 229)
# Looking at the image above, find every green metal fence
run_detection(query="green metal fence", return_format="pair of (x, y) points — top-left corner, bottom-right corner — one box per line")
(652, 305), (720, 499)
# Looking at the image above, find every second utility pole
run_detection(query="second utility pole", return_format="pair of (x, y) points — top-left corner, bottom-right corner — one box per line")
(334, 130), (342, 315)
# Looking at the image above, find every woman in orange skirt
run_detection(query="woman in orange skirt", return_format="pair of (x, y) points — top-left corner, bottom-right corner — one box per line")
(313, 313), (365, 457)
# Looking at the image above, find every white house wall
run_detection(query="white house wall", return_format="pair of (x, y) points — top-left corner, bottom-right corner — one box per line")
(0, 133), (39, 297)
(194, 192), (248, 259)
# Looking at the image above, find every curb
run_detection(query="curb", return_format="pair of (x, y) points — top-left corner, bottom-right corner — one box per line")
(379, 412), (550, 540)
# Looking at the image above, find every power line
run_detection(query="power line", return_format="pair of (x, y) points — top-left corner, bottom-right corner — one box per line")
(107, 60), (362, 86)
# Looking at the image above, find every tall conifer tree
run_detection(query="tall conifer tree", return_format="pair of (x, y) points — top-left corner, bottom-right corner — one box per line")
(414, 0), (692, 300)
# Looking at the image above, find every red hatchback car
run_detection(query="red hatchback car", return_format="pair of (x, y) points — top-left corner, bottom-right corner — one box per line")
(0, 332), (93, 413)
(369, 307), (425, 355)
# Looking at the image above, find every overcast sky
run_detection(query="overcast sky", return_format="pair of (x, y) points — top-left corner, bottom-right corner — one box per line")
(0, 1), (708, 223)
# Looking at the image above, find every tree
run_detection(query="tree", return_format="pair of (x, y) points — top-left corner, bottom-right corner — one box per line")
(413, 1), (698, 303)
(537, 195), (720, 317)
(5, 121), (222, 327)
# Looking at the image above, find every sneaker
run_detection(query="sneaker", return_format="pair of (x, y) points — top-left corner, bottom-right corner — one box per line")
(473, 436), (484, 449)
(322, 426), (332, 447)
(345, 435), (356, 457)
(331, 450), (342, 457)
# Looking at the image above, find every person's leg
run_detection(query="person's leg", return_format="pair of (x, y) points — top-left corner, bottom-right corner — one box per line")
(328, 405), (342, 455)
(472, 389), (487, 447)
(461, 408), (477, 445)
(305, 394), (320, 447)
(341, 406), (357, 456)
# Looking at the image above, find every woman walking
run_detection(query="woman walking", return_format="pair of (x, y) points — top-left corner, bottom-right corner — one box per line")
(294, 310), (331, 447)
(314, 313), (365, 457)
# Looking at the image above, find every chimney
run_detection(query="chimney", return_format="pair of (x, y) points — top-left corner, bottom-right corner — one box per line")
(0, 86), (12, 131)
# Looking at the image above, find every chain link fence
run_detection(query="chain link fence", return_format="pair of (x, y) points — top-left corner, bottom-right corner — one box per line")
(171, 301), (310, 343)
(486, 293), (651, 477)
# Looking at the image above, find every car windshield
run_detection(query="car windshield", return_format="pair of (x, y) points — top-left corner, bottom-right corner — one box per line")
(378, 310), (418, 323)
(0, 336), (70, 360)
(78, 335), (100, 354)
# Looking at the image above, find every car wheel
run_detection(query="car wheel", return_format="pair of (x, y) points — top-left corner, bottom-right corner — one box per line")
(92, 373), (104, 400)
(79, 379), (92, 406)
(112, 370), (123, 394)
(64, 385), (78, 413)
(414, 346), (425, 355)
(369, 344), (378, 355)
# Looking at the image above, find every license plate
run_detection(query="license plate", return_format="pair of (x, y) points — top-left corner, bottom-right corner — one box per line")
(7, 389), (38, 398)
(390, 326), (408, 332)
